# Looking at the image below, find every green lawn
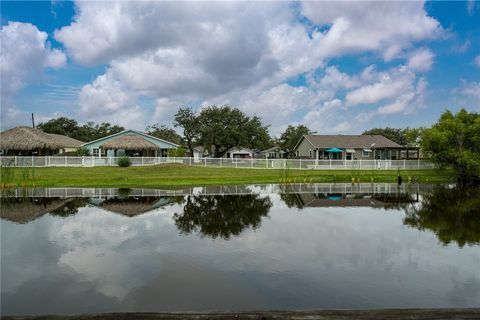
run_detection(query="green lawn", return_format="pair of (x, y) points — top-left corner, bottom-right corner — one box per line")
(2, 164), (454, 188)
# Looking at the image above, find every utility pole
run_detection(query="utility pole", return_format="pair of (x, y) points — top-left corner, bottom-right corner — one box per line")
(31, 113), (35, 128)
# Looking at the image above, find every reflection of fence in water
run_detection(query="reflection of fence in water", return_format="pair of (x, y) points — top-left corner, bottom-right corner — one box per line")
(1, 183), (432, 199)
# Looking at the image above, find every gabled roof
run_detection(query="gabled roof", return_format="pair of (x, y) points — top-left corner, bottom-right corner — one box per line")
(294, 135), (403, 150)
(261, 146), (285, 153)
(47, 133), (84, 147)
(81, 129), (179, 148)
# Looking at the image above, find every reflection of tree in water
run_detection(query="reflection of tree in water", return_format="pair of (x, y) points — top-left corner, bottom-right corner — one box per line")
(174, 194), (272, 240)
(50, 198), (90, 217)
(404, 185), (480, 247)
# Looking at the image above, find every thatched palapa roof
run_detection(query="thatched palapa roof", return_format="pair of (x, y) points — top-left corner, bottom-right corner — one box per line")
(100, 134), (159, 150)
(48, 133), (84, 147)
(0, 126), (63, 151)
(100, 197), (162, 217)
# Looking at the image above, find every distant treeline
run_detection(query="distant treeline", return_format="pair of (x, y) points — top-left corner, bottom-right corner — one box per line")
(37, 106), (479, 184)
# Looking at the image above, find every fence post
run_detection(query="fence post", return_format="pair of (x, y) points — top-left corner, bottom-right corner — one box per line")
(300, 158), (302, 169)
(251, 158), (253, 168)
(236, 158), (238, 168)
(220, 158), (222, 167)
(329, 159), (332, 169)
(45, 155), (47, 167)
(32, 156), (34, 167)
(92, 155), (94, 167)
(65, 156), (67, 166)
(404, 159), (406, 169)
(82, 156), (85, 167)
(142, 156), (144, 166)
(189, 157), (192, 166)
(14, 156), (17, 166)
(204, 158), (207, 167)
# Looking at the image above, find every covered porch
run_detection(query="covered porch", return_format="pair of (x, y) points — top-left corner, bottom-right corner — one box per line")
(99, 134), (165, 158)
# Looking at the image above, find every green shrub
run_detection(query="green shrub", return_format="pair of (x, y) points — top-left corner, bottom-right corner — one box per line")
(117, 156), (131, 167)
(168, 147), (186, 157)
(75, 147), (91, 156)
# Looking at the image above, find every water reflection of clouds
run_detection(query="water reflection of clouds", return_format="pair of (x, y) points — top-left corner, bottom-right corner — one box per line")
(1, 195), (480, 315)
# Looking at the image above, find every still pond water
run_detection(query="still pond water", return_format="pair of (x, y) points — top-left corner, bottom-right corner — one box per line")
(1, 183), (479, 315)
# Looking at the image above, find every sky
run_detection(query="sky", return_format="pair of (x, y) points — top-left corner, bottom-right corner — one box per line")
(1, 1), (479, 136)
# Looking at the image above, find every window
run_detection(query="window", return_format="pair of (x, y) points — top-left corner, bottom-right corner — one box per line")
(362, 149), (371, 158)
(309, 149), (312, 158)
(92, 148), (99, 158)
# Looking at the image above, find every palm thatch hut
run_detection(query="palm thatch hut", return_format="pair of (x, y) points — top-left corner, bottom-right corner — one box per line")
(100, 134), (160, 157)
(48, 134), (84, 155)
(0, 126), (63, 156)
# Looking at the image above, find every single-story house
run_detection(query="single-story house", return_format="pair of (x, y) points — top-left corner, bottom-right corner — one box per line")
(81, 130), (178, 157)
(0, 126), (83, 156)
(293, 134), (416, 160)
(224, 147), (254, 159)
(260, 146), (287, 159)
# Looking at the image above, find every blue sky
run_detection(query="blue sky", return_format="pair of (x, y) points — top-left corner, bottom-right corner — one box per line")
(1, 1), (479, 135)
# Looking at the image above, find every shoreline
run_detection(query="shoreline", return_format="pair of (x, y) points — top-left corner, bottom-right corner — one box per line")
(3, 309), (480, 320)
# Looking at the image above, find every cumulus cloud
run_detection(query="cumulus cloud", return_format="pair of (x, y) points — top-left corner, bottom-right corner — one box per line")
(474, 56), (480, 69)
(1, 22), (66, 97)
(407, 48), (435, 72)
(1, 21), (66, 128)
(52, 1), (443, 131)
(345, 66), (417, 106)
(456, 80), (480, 100)
(301, 1), (442, 61)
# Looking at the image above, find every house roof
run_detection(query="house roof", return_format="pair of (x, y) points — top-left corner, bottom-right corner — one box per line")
(295, 135), (403, 150)
(47, 133), (84, 148)
(0, 126), (63, 151)
(261, 146), (285, 153)
(100, 134), (159, 150)
(81, 129), (179, 148)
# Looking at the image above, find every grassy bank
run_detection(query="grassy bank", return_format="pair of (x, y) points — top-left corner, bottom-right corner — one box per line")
(1, 164), (454, 188)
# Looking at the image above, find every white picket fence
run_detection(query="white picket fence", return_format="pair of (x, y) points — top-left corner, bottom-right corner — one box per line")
(0, 156), (435, 170)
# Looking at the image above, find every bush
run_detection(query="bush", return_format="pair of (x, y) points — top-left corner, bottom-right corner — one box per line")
(75, 147), (90, 156)
(117, 156), (131, 167)
(168, 147), (186, 157)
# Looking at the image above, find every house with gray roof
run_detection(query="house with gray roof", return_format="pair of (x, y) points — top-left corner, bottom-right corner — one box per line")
(293, 135), (415, 160)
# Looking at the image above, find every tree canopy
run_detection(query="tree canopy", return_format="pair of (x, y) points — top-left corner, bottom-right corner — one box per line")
(174, 108), (201, 156)
(278, 124), (311, 157)
(175, 105), (272, 157)
(38, 117), (124, 142)
(145, 124), (182, 145)
(421, 109), (480, 185)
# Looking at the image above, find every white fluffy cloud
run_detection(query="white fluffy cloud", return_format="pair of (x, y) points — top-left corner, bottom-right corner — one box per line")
(407, 48), (435, 72)
(301, 1), (441, 61)
(1, 22), (66, 128)
(51, 1), (443, 131)
(474, 56), (480, 69)
(456, 80), (480, 100)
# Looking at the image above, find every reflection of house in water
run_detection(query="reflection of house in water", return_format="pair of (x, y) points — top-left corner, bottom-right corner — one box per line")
(0, 198), (73, 223)
(89, 196), (180, 217)
(293, 192), (419, 209)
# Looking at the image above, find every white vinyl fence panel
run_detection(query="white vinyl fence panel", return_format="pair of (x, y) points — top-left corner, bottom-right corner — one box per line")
(0, 156), (435, 170)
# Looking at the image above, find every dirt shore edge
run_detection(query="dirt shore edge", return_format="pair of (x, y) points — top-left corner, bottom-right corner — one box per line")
(3, 309), (480, 320)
